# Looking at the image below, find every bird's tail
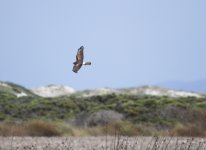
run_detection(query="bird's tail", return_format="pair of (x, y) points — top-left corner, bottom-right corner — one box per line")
(83, 62), (91, 65)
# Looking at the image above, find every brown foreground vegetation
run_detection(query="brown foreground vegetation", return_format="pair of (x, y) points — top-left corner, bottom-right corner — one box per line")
(0, 120), (206, 137)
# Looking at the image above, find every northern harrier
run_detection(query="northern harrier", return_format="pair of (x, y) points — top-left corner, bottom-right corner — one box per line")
(72, 46), (91, 73)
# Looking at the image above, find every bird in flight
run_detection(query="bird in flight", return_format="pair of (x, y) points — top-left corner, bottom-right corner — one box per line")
(72, 46), (91, 73)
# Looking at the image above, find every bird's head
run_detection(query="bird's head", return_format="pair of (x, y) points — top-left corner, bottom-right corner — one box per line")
(79, 46), (84, 50)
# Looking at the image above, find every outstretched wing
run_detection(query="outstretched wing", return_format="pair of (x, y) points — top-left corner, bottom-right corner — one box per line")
(76, 47), (84, 65)
(72, 46), (84, 73)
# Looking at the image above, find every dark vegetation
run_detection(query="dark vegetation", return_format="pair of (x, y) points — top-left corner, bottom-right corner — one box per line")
(1, 91), (206, 136)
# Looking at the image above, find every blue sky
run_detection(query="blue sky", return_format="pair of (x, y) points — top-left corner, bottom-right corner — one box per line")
(0, 0), (206, 90)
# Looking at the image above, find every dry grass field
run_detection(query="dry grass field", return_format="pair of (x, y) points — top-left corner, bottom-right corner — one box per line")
(0, 136), (206, 150)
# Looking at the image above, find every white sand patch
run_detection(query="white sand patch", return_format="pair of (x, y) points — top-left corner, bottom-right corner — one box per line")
(0, 82), (9, 87)
(32, 85), (76, 97)
(16, 92), (27, 98)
